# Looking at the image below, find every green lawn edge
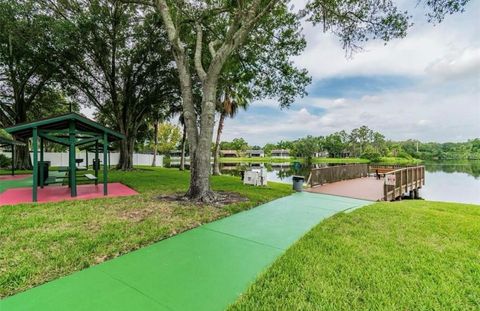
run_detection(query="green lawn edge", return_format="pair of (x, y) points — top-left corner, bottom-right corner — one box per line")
(229, 200), (480, 310)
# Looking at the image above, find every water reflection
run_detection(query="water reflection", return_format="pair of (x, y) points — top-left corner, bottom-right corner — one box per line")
(168, 160), (480, 205)
(425, 161), (480, 178)
(421, 161), (480, 204)
(168, 161), (338, 183)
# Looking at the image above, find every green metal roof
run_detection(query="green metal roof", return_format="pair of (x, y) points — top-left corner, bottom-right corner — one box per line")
(5, 113), (125, 142)
(78, 140), (115, 152)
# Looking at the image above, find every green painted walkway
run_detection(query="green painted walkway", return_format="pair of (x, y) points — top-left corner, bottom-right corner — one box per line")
(0, 176), (32, 194)
(0, 192), (370, 311)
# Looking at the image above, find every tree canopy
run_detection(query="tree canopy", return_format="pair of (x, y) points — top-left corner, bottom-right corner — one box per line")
(49, 0), (181, 169)
(0, 0), (471, 200)
(257, 126), (479, 161)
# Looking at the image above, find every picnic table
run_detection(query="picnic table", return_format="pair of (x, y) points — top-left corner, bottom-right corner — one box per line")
(46, 167), (97, 186)
(58, 166), (88, 172)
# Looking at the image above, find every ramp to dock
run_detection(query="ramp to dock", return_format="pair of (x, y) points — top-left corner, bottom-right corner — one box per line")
(0, 192), (370, 311)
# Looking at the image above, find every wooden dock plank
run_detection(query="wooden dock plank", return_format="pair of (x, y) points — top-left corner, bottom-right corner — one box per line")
(306, 177), (384, 201)
(307, 165), (425, 202)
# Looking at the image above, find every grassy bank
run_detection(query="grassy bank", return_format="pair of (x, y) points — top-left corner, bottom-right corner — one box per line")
(219, 157), (369, 164)
(230, 200), (480, 310)
(374, 156), (423, 165)
(219, 156), (421, 165)
(0, 167), (292, 298)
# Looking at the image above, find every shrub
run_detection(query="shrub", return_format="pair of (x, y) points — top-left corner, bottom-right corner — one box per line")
(361, 146), (381, 162)
(0, 154), (11, 168)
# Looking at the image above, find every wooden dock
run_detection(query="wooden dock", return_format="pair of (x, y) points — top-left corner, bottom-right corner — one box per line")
(306, 164), (425, 201)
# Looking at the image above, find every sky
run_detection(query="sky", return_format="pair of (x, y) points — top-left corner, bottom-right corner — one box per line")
(78, 1), (480, 146)
(219, 0), (480, 146)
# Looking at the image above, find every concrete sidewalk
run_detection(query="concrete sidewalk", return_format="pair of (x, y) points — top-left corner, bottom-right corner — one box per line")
(0, 192), (370, 311)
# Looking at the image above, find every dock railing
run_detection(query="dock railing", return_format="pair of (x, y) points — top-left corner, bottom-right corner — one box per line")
(307, 164), (369, 187)
(369, 164), (417, 174)
(383, 166), (425, 201)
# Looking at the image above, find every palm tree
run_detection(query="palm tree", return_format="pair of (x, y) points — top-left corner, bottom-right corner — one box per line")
(213, 89), (248, 175)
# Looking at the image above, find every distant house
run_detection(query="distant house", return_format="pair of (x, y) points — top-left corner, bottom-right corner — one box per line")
(271, 149), (290, 158)
(221, 162), (238, 170)
(169, 150), (188, 158)
(313, 151), (329, 158)
(247, 150), (264, 157)
(220, 150), (238, 158)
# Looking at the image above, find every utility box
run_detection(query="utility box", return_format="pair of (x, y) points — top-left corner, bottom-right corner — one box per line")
(243, 168), (268, 186)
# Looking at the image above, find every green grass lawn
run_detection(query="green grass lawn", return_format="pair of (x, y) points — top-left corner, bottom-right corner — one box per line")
(229, 200), (480, 310)
(0, 167), (292, 298)
(0, 169), (31, 175)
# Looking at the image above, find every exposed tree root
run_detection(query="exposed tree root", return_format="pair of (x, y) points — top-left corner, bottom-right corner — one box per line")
(157, 191), (249, 207)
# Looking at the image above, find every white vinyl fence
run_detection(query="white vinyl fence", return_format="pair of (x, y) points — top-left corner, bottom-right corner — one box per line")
(0, 151), (163, 167)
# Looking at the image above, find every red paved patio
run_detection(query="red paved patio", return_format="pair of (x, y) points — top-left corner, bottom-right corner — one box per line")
(0, 183), (138, 206)
(306, 177), (384, 201)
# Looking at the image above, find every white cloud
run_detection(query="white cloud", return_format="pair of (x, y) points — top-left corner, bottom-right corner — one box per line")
(292, 1), (480, 79)
(425, 47), (480, 81)
(79, 0), (480, 146)
(223, 79), (480, 145)
(221, 0), (480, 145)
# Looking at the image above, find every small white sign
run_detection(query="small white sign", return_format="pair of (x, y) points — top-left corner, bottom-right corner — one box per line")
(386, 174), (396, 186)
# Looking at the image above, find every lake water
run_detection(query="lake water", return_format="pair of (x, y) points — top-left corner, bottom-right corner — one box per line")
(168, 160), (480, 205)
(420, 162), (480, 205)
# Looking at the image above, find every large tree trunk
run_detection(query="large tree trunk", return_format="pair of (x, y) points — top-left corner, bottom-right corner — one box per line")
(117, 136), (135, 170)
(179, 124), (186, 170)
(14, 107), (32, 170)
(117, 105), (140, 170)
(185, 84), (218, 202)
(152, 120), (159, 167)
(155, 0), (254, 202)
(186, 149), (214, 201)
(14, 143), (31, 170)
(213, 113), (225, 175)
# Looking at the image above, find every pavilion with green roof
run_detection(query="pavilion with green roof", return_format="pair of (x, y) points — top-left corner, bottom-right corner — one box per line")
(5, 113), (125, 202)
(0, 136), (25, 176)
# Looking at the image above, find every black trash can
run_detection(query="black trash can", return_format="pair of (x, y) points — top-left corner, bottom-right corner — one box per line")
(38, 161), (50, 184)
(92, 159), (102, 170)
(292, 175), (305, 192)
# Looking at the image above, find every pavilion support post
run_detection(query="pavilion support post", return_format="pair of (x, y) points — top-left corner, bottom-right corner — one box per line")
(40, 137), (44, 188)
(69, 120), (77, 197)
(11, 144), (15, 176)
(103, 132), (108, 195)
(32, 128), (38, 202)
(94, 141), (99, 185)
(108, 151), (111, 169)
(85, 149), (88, 170)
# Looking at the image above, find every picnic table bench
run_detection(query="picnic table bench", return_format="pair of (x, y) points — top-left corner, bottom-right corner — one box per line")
(44, 169), (97, 186)
(83, 174), (97, 181)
